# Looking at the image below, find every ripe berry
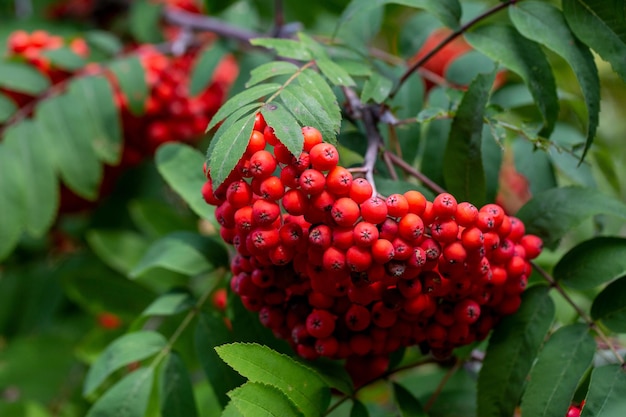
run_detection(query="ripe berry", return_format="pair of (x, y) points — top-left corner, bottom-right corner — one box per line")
(302, 126), (323, 152)
(398, 213), (425, 242)
(353, 222), (379, 247)
(306, 309), (336, 338)
(432, 193), (457, 218)
(350, 178), (373, 204)
(331, 197), (360, 227)
(299, 168), (326, 194)
(344, 304), (371, 331)
(520, 234), (543, 259)
(249, 150), (277, 178)
(252, 199), (280, 225)
(386, 194), (409, 218)
(258, 176), (285, 201)
(326, 166), (353, 196)
(371, 239), (395, 264)
(404, 190), (427, 216)
(360, 197), (388, 224)
(309, 143), (339, 171)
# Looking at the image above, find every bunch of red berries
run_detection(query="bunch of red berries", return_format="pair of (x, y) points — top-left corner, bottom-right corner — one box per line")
(202, 117), (542, 384)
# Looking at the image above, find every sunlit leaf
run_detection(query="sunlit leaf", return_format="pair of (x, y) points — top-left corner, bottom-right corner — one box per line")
(250, 38), (312, 61)
(228, 382), (304, 417)
(279, 84), (338, 143)
(296, 70), (341, 141)
(261, 102), (304, 156)
(316, 58), (356, 87)
(207, 83), (279, 131)
(247, 61), (299, 88)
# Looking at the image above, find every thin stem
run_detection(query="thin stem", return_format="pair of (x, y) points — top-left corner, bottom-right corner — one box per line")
(383, 150), (447, 195)
(424, 357), (463, 412)
(390, 0), (517, 99)
(532, 261), (624, 365)
(361, 107), (382, 197)
(382, 151), (399, 182)
(163, 8), (260, 44)
(272, 0), (285, 36)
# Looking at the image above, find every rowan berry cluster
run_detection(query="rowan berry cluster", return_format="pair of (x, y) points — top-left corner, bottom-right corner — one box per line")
(3, 29), (235, 212)
(202, 118), (542, 384)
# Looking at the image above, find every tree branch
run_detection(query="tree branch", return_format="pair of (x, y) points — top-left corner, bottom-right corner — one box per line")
(383, 150), (447, 195)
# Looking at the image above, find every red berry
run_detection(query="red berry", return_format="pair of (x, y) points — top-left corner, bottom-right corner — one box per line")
(306, 309), (336, 338)
(309, 143), (339, 171)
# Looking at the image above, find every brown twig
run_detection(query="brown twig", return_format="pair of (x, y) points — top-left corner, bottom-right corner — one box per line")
(424, 357), (463, 412)
(383, 150), (447, 195)
(390, 0), (517, 99)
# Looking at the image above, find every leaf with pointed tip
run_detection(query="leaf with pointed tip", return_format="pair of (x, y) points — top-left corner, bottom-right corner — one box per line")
(296, 70), (341, 138)
(581, 365), (626, 417)
(250, 38), (312, 61)
(393, 382), (427, 417)
(361, 73), (393, 104)
(520, 324), (596, 417)
(215, 343), (330, 417)
(510, 1), (599, 162)
(280, 84), (338, 144)
(0, 61), (50, 95)
(86, 367), (154, 417)
(465, 24), (558, 136)
(86, 230), (148, 275)
(142, 291), (194, 317)
(554, 237), (626, 290)
(85, 30), (123, 56)
(516, 186), (626, 249)
(205, 102), (261, 165)
(42, 47), (86, 71)
(67, 75), (123, 164)
(83, 331), (165, 396)
(207, 83), (279, 132)
(443, 71), (495, 206)
(229, 382), (304, 417)
(108, 56), (148, 116)
(590, 276), (626, 333)
(316, 58), (356, 87)
(159, 352), (199, 417)
(156, 143), (215, 220)
(35, 95), (102, 200)
(247, 61), (300, 88)
(207, 113), (256, 188)
(190, 42), (229, 95)
(350, 400), (369, 417)
(2, 120), (58, 238)
(563, 0), (626, 83)
(261, 102), (304, 156)
(477, 285), (555, 417)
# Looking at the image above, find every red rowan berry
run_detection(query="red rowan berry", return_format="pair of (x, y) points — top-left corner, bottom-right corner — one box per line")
(497, 215), (512, 238)
(349, 178), (373, 204)
(282, 189), (308, 215)
(246, 130), (266, 156)
(432, 193), (458, 218)
(249, 150), (277, 178)
(371, 301), (397, 328)
(386, 194), (409, 218)
(379, 218), (399, 240)
(360, 197), (388, 224)
(201, 179), (221, 205)
(253, 113), (267, 132)
(280, 165), (300, 188)
(397, 277), (422, 298)
(269, 244), (294, 265)
(371, 238), (395, 264)
(309, 224), (332, 249)
(226, 180), (252, 208)
(215, 201), (236, 228)
(296, 343), (319, 360)
(292, 152), (311, 172)
(420, 238), (441, 261)
(309, 143), (339, 171)
(448, 323), (470, 345)
(259, 306), (284, 329)
(258, 176), (285, 200)
(250, 228), (280, 250)
(299, 168), (326, 194)
(309, 291), (335, 309)
(483, 232), (500, 252)
(455, 202), (478, 226)
(404, 190), (427, 216)
(344, 304), (371, 331)
(346, 246), (373, 272)
(252, 199), (280, 225)
(520, 234), (543, 259)
(391, 237), (412, 261)
(508, 217), (526, 242)
(310, 190), (335, 214)
(453, 299), (481, 324)
(408, 246), (427, 268)
(323, 246), (346, 271)
(234, 206), (255, 234)
(480, 204), (505, 228)
(315, 336), (339, 357)
(306, 309), (336, 338)
(332, 227), (355, 250)
(326, 166), (353, 196)
(279, 221), (304, 245)
(349, 334), (373, 356)
(302, 126), (323, 152)
(353, 222), (379, 247)
(506, 255), (527, 277)
(331, 197), (360, 227)
(263, 125), (279, 146)
(274, 142), (294, 164)
(443, 241), (467, 264)
(430, 219), (459, 243)
(398, 213), (425, 242)
(461, 227), (484, 250)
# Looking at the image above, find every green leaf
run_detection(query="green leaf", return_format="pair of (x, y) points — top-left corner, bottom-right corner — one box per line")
(350, 400), (369, 417)
(130, 232), (222, 278)
(35, 95), (102, 200)
(85, 30), (123, 56)
(196, 311), (244, 407)
(361, 73), (393, 104)
(510, 1), (600, 162)
(477, 285), (555, 417)
(190, 43), (229, 96)
(84, 331), (165, 396)
(520, 324), (596, 417)
(554, 237), (626, 290)
(316, 58), (356, 87)
(215, 343), (331, 417)
(42, 47), (86, 71)
(581, 365), (626, 417)
(159, 352), (199, 417)
(296, 359), (354, 395)
(296, 70), (341, 142)
(207, 113), (256, 188)
(86, 230), (148, 275)
(129, 0), (164, 44)
(247, 61), (300, 88)
(0, 93), (17, 123)
(142, 291), (195, 317)
(2, 120), (58, 238)
(207, 83), (280, 132)
(443, 71), (495, 206)
(516, 186), (626, 249)
(549, 124), (595, 187)
(155, 143), (215, 220)
(279, 84), (338, 143)
(107, 56), (148, 116)
(261, 102), (304, 156)
(0, 142), (25, 259)
(0, 61), (50, 95)
(465, 24), (558, 136)
(128, 199), (197, 238)
(86, 367), (154, 417)
(393, 382), (427, 417)
(222, 401), (244, 417)
(337, 0), (461, 33)
(590, 276), (626, 333)
(229, 382), (304, 417)
(563, 0), (626, 82)
(250, 38), (312, 61)
(67, 75), (123, 164)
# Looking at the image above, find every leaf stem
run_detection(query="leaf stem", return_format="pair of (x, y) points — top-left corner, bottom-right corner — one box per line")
(390, 0), (517, 99)
(424, 357), (463, 412)
(531, 261), (624, 365)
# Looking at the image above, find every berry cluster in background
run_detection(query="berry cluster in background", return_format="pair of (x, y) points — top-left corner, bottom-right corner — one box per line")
(202, 119), (543, 385)
(2, 29), (236, 213)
